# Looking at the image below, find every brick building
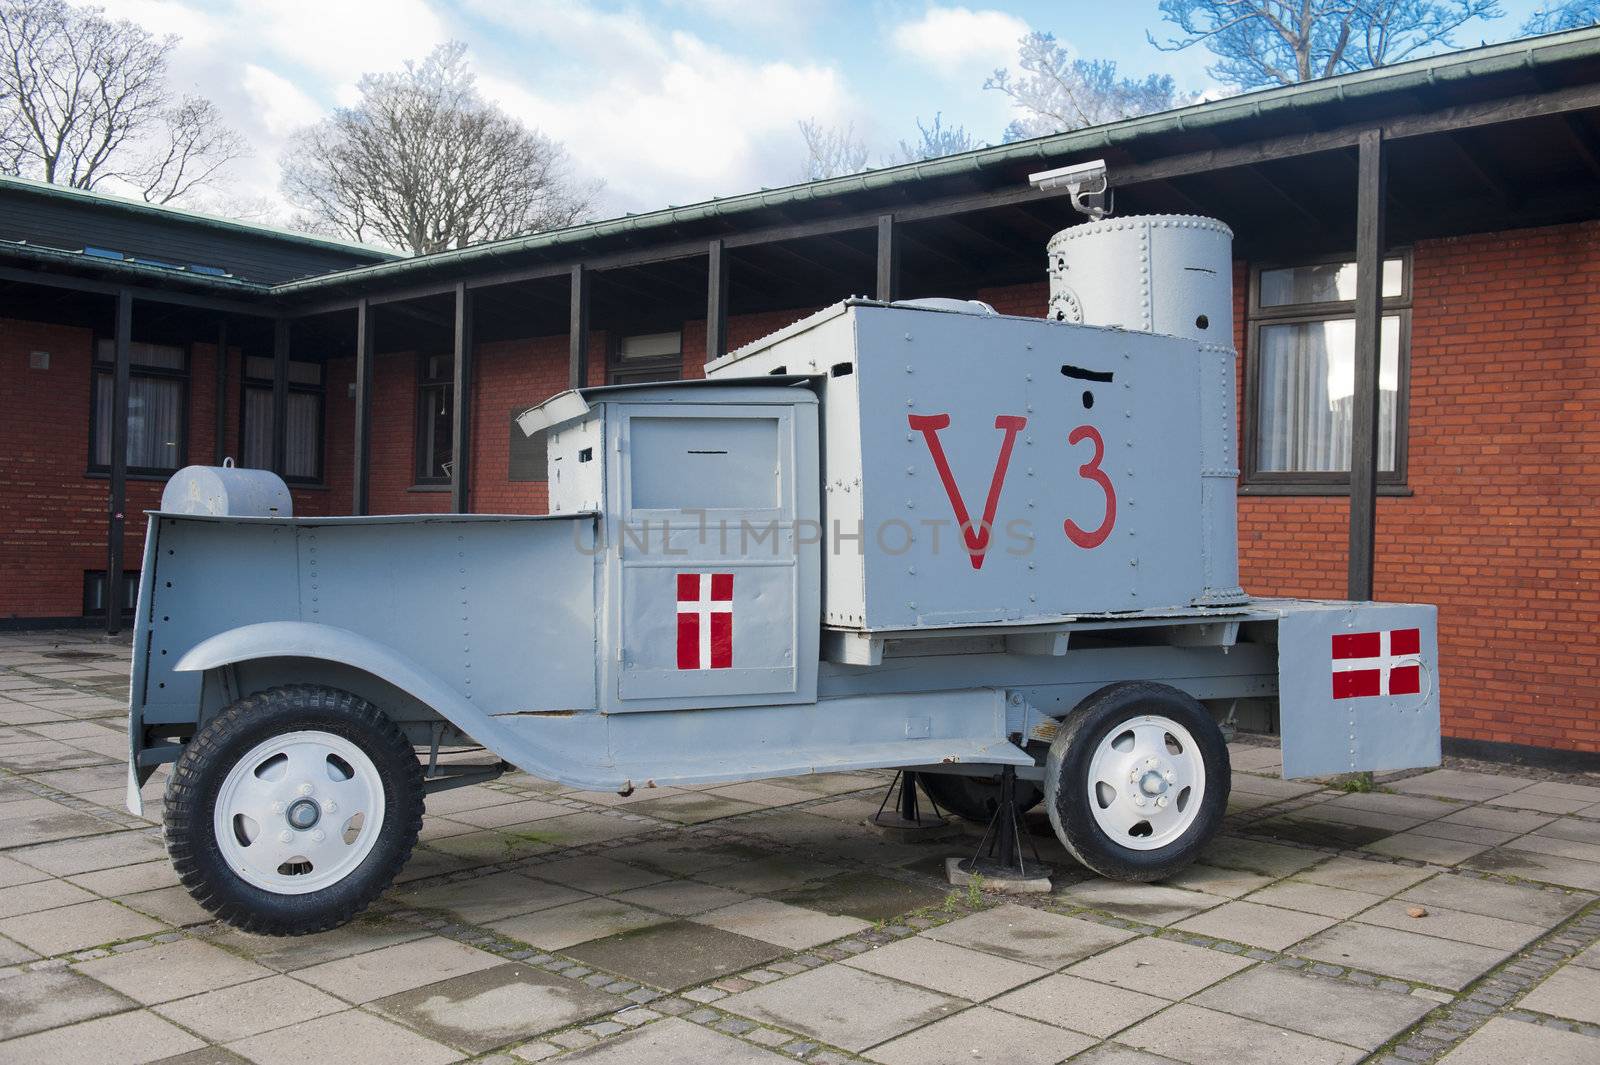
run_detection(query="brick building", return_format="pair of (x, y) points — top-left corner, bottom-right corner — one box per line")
(3, 30), (1600, 764)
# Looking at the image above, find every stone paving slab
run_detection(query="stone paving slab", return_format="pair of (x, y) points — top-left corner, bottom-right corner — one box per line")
(720, 964), (964, 1052)
(565, 919), (784, 989)
(1116, 1002), (1364, 1065)
(691, 896), (870, 950)
(1188, 964), (1432, 1050)
(990, 973), (1168, 1038)
(0, 896), (166, 954)
(842, 934), (1050, 1001)
(487, 896), (669, 951)
(547, 1016), (792, 1063)
(292, 936), (502, 1004)
(1437, 1016), (1600, 1064)
(924, 903), (1135, 967)
(1064, 936), (1253, 1000)
(223, 1008), (463, 1065)
(152, 974), (346, 1043)
(369, 961), (625, 1054)
(73, 938), (275, 1005)
(864, 1004), (1095, 1065)
(1515, 962), (1600, 1026)
(0, 1009), (206, 1065)
(1296, 921), (1510, 990)
(0, 966), (137, 1041)
(1173, 899), (1338, 950)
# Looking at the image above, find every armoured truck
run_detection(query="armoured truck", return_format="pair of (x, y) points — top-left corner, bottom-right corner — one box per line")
(126, 210), (1440, 935)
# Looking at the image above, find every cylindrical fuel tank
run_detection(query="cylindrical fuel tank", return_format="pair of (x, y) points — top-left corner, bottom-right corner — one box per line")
(160, 463), (293, 517)
(1046, 215), (1233, 344)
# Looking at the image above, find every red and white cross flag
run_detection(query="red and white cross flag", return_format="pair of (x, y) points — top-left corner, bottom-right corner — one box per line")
(1331, 628), (1422, 699)
(677, 573), (733, 670)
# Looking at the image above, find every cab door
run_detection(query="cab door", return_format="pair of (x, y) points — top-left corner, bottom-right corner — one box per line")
(606, 399), (818, 710)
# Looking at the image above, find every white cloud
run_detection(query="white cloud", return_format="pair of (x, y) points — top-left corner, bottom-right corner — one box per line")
(480, 30), (852, 214)
(241, 65), (324, 138)
(891, 6), (1028, 74)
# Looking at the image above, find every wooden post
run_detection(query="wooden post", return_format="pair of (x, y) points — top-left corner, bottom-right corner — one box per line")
(271, 318), (290, 475)
(706, 239), (728, 365)
(1348, 129), (1387, 601)
(451, 283), (473, 513)
(213, 318), (228, 465)
(569, 264), (589, 389)
(106, 290), (132, 635)
(353, 299), (374, 515)
(876, 214), (899, 302)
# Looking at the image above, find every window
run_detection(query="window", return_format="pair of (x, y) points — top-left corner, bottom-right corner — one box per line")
(1245, 255), (1411, 490)
(239, 357), (325, 483)
(609, 331), (682, 384)
(90, 340), (187, 475)
(416, 353), (453, 484)
(83, 570), (138, 618)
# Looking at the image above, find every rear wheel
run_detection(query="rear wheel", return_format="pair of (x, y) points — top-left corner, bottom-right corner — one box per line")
(920, 771), (1043, 824)
(1044, 682), (1228, 881)
(164, 685), (423, 936)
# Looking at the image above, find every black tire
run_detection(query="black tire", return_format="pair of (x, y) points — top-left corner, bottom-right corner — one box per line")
(164, 685), (424, 936)
(920, 771), (1043, 824)
(1044, 682), (1229, 882)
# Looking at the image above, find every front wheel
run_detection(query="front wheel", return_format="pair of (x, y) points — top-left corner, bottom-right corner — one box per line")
(164, 685), (424, 936)
(1044, 682), (1229, 882)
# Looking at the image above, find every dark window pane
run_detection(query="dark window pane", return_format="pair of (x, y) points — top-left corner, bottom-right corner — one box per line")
(418, 383), (453, 480)
(509, 410), (548, 482)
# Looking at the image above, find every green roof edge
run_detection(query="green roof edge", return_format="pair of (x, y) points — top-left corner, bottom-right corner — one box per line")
(269, 26), (1600, 298)
(0, 173), (399, 262)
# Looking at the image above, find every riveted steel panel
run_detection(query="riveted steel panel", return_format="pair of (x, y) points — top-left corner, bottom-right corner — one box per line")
(1274, 599), (1441, 778)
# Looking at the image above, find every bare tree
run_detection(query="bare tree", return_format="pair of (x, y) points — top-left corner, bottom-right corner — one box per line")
(797, 118), (869, 180)
(986, 31), (1197, 142)
(0, 0), (244, 203)
(1151, 0), (1503, 91)
(1521, 0), (1598, 33)
(893, 113), (981, 163)
(282, 42), (601, 255)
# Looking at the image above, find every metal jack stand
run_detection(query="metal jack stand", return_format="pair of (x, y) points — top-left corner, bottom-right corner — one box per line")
(947, 766), (1053, 893)
(866, 771), (959, 842)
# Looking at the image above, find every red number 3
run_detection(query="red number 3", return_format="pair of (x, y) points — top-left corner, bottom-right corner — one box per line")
(1063, 425), (1116, 549)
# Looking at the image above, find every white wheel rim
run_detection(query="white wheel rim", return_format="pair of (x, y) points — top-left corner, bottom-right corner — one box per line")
(1084, 714), (1206, 851)
(213, 730), (386, 895)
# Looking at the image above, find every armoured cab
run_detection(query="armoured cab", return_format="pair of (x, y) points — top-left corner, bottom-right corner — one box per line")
(519, 379), (821, 713)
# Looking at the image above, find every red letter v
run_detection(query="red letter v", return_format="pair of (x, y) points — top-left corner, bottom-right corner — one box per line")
(908, 413), (1028, 570)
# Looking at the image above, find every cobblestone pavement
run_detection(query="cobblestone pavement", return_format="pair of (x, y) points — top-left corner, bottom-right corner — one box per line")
(4, 630), (1600, 1065)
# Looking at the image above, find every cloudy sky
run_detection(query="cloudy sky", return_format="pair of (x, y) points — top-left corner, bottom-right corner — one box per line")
(89, 0), (1535, 228)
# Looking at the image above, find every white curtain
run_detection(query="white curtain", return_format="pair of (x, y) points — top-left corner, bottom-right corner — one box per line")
(285, 392), (320, 479)
(242, 387), (273, 470)
(1257, 316), (1398, 473)
(95, 374), (182, 469)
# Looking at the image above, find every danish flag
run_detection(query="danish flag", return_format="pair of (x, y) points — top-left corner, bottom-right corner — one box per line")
(1332, 628), (1422, 699)
(677, 573), (733, 670)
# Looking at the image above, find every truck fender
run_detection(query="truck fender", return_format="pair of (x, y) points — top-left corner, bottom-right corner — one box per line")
(171, 620), (576, 784)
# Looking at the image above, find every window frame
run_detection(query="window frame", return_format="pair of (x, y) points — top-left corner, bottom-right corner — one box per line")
(86, 338), (190, 478)
(414, 352), (454, 486)
(1242, 250), (1414, 494)
(238, 355), (327, 486)
(607, 330), (683, 385)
